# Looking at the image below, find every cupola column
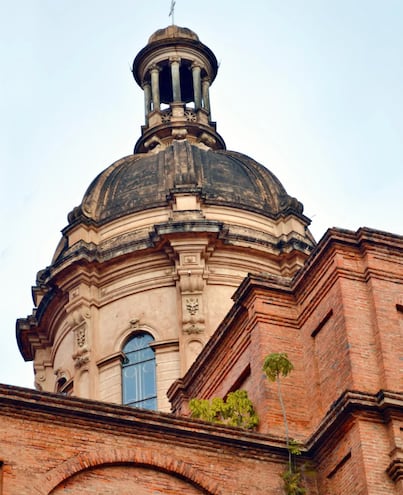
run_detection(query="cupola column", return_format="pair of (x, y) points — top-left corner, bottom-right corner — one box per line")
(143, 81), (152, 121)
(191, 63), (202, 110)
(150, 65), (161, 111)
(170, 57), (182, 102)
(132, 25), (226, 152)
(202, 77), (211, 116)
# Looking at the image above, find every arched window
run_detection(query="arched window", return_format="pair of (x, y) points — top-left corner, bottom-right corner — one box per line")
(122, 332), (157, 410)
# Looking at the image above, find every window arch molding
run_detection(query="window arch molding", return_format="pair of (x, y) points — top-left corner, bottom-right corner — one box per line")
(113, 322), (160, 355)
(121, 330), (157, 410)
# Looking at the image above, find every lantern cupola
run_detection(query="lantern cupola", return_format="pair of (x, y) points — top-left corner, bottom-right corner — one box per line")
(132, 25), (225, 153)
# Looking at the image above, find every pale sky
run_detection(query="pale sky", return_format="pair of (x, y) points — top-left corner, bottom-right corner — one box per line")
(1, 0), (402, 388)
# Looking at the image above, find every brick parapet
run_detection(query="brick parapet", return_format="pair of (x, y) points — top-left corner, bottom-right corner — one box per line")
(2, 384), (401, 493)
(0, 383), (306, 495)
(0, 383), (288, 458)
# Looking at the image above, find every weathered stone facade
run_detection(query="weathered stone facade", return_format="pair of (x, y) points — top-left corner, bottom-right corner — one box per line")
(16, 25), (314, 412)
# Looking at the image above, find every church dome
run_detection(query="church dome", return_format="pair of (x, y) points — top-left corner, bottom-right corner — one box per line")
(17, 25), (315, 411)
(74, 140), (304, 225)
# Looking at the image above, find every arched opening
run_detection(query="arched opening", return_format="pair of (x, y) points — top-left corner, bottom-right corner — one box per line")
(122, 332), (157, 410)
(55, 372), (73, 396)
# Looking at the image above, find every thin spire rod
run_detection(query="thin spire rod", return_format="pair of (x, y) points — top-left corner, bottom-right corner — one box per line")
(169, 0), (176, 25)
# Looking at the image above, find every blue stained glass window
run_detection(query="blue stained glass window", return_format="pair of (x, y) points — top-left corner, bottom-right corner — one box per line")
(122, 332), (157, 410)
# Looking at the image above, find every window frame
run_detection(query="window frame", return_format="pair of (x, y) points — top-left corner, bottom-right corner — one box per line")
(121, 331), (157, 410)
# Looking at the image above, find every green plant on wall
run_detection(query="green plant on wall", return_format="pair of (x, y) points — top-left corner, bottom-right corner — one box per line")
(189, 389), (259, 430)
(263, 353), (307, 495)
(281, 467), (306, 495)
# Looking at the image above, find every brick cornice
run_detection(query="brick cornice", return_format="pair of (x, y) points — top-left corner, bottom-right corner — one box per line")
(306, 389), (403, 453)
(232, 227), (403, 328)
(386, 458), (403, 483)
(293, 227), (403, 288)
(0, 383), (288, 460)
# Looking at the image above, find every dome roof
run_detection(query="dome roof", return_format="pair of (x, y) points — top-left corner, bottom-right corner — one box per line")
(71, 140), (304, 225)
(148, 25), (199, 43)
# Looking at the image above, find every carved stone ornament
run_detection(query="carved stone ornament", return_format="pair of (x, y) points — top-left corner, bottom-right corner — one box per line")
(186, 297), (199, 316)
(73, 354), (90, 368)
(76, 326), (86, 348)
(73, 323), (90, 369)
(182, 296), (204, 334)
(183, 322), (204, 334)
(67, 308), (90, 330)
(130, 318), (140, 328)
(179, 273), (204, 292)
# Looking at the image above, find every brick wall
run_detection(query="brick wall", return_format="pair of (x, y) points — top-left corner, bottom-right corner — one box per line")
(168, 228), (403, 494)
(0, 385), (293, 495)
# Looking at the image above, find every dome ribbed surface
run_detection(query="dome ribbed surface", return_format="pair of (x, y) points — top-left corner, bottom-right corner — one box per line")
(77, 141), (303, 224)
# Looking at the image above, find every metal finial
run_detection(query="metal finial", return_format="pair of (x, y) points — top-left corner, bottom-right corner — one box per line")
(169, 0), (176, 25)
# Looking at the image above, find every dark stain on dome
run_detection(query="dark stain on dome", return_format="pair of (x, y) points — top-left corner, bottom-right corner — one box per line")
(73, 140), (304, 225)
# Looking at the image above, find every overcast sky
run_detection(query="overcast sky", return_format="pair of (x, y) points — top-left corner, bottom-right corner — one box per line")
(1, 0), (402, 388)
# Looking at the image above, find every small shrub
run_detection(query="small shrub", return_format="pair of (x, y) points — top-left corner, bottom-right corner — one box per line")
(282, 467), (306, 495)
(263, 354), (309, 494)
(189, 390), (258, 430)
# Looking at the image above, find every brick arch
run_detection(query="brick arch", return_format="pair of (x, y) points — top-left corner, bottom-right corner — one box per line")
(32, 448), (220, 495)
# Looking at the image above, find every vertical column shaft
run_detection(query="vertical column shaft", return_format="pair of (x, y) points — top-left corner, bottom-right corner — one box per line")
(170, 57), (182, 102)
(150, 65), (160, 111)
(192, 63), (202, 110)
(143, 81), (152, 122)
(202, 78), (211, 116)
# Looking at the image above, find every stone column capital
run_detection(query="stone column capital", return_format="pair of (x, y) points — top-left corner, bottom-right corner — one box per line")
(149, 64), (161, 73)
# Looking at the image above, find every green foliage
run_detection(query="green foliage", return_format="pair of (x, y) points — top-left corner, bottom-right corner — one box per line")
(189, 390), (259, 430)
(189, 396), (224, 423)
(224, 389), (259, 428)
(281, 467), (307, 495)
(262, 353), (294, 382)
(282, 453), (316, 495)
(288, 439), (302, 456)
